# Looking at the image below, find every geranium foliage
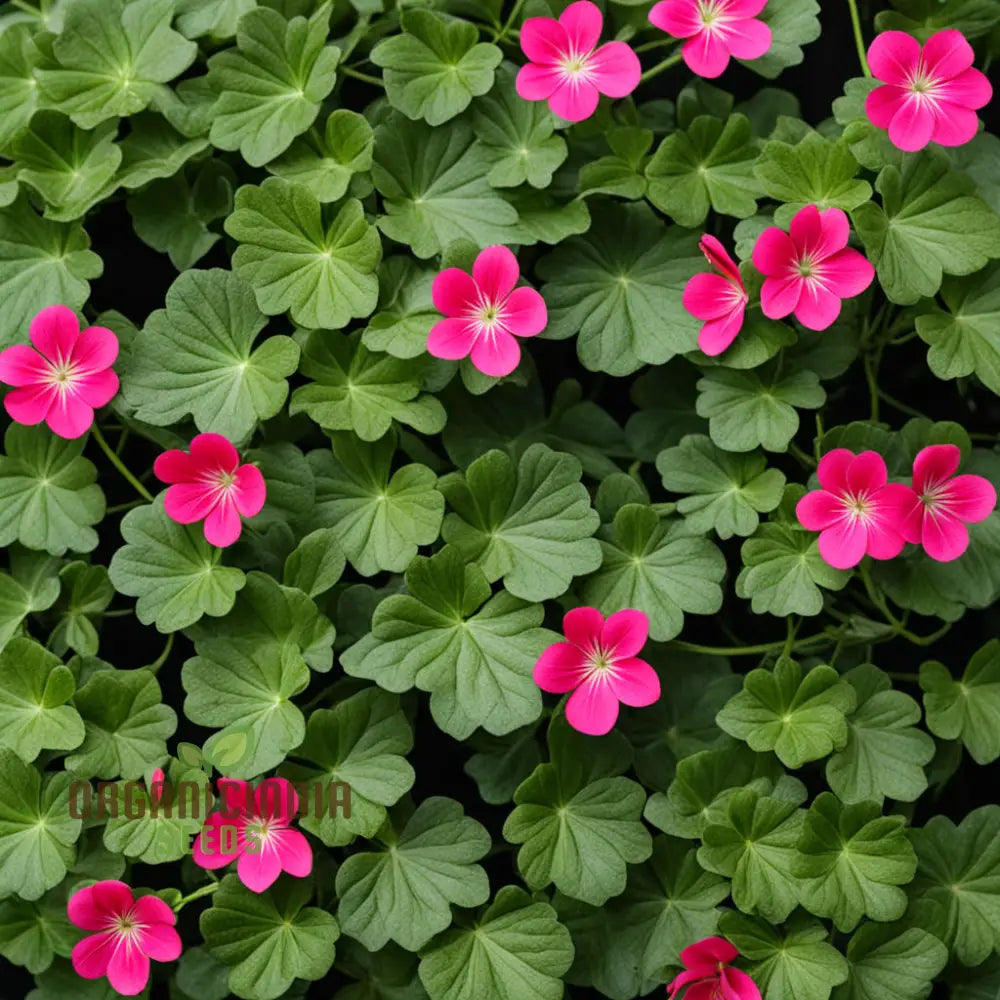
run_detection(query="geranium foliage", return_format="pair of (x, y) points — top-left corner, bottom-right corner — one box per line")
(0, 1), (998, 999)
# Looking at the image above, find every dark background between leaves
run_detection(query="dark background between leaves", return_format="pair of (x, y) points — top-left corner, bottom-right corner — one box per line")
(10, 2), (999, 997)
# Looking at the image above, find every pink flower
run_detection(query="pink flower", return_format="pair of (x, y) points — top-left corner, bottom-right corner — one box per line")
(865, 29), (993, 152)
(154, 433), (266, 548)
(752, 205), (875, 331)
(533, 607), (660, 736)
(192, 777), (312, 893)
(516, 0), (641, 122)
(649, 0), (771, 79)
(0, 305), (119, 439)
(796, 449), (915, 570)
(667, 937), (761, 1000)
(428, 245), (547, 377)
(683, 235), (748, 356)
(149, 767), (165, 805)
(68, 880), (181, 996)
(895, 444), (996, 561)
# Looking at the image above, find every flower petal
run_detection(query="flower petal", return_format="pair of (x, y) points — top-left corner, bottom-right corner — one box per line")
(516, 62), (564, 101)
(945, 474), (997, 523)
(793, 281), (843, 331)
(548, 76), (601, 122)
(821, 248), (875, 299)
(759, 275), (802, 320)
(520, 15), (569, 65)
(74, 368), (120, 409)
(879, 482), (922, 542)
(153, 448), (195, 484)
(608, 656), (660, 707)
(72, 932), (115, 980)
(192, 813), (242, 869)
(234, 463), (266, 517)
(559, 0), (603, 54)
(888, 98), (935, 152)
(237, 841), (283, 892)
(601, 609), (649, 657)
(107, 941), (151, 996)
(72, 324), (119, 373)
(4, 384), (55, 426)
(131, 894), (176, 928)
(275, 828), (313, 878)
(912, 444), (961, 493)
(864, 517), (905, 561)
(428, 317), (478, 361)
(817, 449), (856, 493)
(847, 451), (888, 493)
(473, 245), (520, 302)
(45, 391), (94, 438)
(682, 31), (731, 78)
(722, 17), (771, 61)
(649, 0), (701, 38)
(29, 305), (79, 364)
(254, 777), (297, 822)
(865, 84), (906, 127)
(697, 307), (745, 356)
(534, 642), (589, 693)
(565, 679), (620, 735)
(203, 497), (244, 547)
(501, 286), (547, 338)
(589, 41), (641, 98)
(190, 432), (240, 472)
(0, 345), (49, 387)
(796, 489), (845, 531)
(818, 518), (869, 569)
(921, 28), (975, 80)
(138, 923), (182, 963)
(469, 327), (521, 377)
(867, 30), (921, 85)
(432, 267), (480, 317)
(163, 482), (219, 525)
(752, 227), (797, 277)
(684, 273), (741, 321)
(68, 881), (134, 931)
(563, 606), (604, 649)
(700, 234), (743, 286)
(929, 103), (981, 147)
(922, 511), (971, 561)
(680, 937), (739, 974)
(721, 965), (763, 1000)
(938, 67), (993, 110)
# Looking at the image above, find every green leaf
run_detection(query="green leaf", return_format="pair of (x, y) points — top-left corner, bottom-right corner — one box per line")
(852, 149), (1000, 305)
(472, 64), (567, 189)
(793, 793), (916, 931)
(182, 638), (309, 779)
(0, 424), (104, 556)
(122, 268), (299, 440)
(372, 10), (501, 126)
(720, 911), (850, 1000)
(875, 0), (1000, 39)
(107, 497), (247, 633)
(579, 127), (653, 201)
(645, 114), (762, 227)
(291, 331), (445, 440)
(29, 960), (141, 1000)
(266, 109), (373, 203)
(0, 885), (76, 975)
(201, 874), (339, 1000)
(906, 805), (1000, 966)
(0, 638), (83, 763)
(717, 657), (858, 768)
(37, 0), (197, 129)
(505, 189), (591, 246)
(0, 751), (79, 900)
(283, 688), (414, 847)
(341, 546), (552, 740)
(226, 180), (381, 329)
(66, 667), (175, 780)
(335, 796), (490, 951)
(657, 434), (785, 539)
(464, 725), (542, 806)
(334, 940), (426, 1000)
(741, 0), (821, 78)
(696, 365), (826, 453)
(832, 925), (948, 1000)
(582, 504), (726, 642)
(920, 638), (1000, 765)
(625, 365), (706, 461)
(11, 112), (120, 222)
(207, 3), (340, 166)
(307, 432), (443, 576)
(282, 527), (346, 598)
(175, 0), (257, 39)
(826, 664), (934, 804)
(48, 562), (114, 657)
(438, 443), (600, 602)
(372, 113), (519, 258)
(753, 132), (872, 226)
(362, 257), (438, 359)
(101, 777), (204, 864)
(417, 886), (573, 1000)
(116, 112), (210, 189)
(699, 786), (805, 923)
(0, 26), (39, 150)
(0, 193), (102, 349)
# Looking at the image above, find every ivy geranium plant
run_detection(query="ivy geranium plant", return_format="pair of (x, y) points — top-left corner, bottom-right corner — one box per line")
(0, 0), (998, 998)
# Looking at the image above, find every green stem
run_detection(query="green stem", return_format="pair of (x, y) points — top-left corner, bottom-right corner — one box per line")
(864, 349), (881, 422)
(859, 561), (903, 630)
(494, 0), (526, 42)
(339, 65), (384, 87)
(102, 608), (133, 618)
(635, 37), (677, 54)
(669, 634), (831, 657)
(889, 329), (918, 346)
(145, 633), (174, 676)
(90, 425), (154, 502)
(886, 671), (920, 682)
(173, 879), (219, 913)
(789, 441), (817, 468)
(640, 51), (684, 84)
(878, 388), (930, 421)
(847, 0), (871, 77)
(115, 427), (130, 456)
(107, 499), (145, 515)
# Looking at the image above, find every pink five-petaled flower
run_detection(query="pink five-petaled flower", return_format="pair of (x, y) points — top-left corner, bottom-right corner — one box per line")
(154, 433), (266, 548)
(192, 777), (312, 893)
(865, 29), (993, 152)
(752, 204), (875, 331)
(649, 0), (771, 79)
(796, 449), (915, 570)
(896, 444), (997, 561)
(68, 880), (182, 996)
(428, 245), (547, 377)
(683, 235), (749, 356)
(533, 607), (660, 736)
(667, 937), (762, 1000)
(516, 0), (641, 122)
(0, 304), (119, 439)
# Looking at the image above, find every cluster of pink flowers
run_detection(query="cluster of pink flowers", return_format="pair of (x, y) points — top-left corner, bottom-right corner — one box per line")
(798, 445), (996, 569)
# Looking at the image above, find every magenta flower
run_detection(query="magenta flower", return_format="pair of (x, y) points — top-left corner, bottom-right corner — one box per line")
(649, 0), (771, 79)
(154, 433), (266, 548)
(0, 305), (119, 439)
(533, 607), (660, 736)
(752, 204), (875, 331)
(796, 449), (915, 570)
(192, 777), (312, 893)
(667, 937), (761, 1000)
(516, 0), (641, 122)
(896, 444), (997, 561)
(428, 245), (547, 377)
(865, 29), (992, 152)
(683, 234), (749, 356)
(68, 880), (181, 996)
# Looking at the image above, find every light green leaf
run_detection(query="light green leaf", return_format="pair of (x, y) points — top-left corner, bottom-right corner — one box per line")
(176, 0), (257, 39)
(0, 565), (59, 654)
(122, 268), (298, 440)
(717, 657), (857, 768)
(741, 0), (821, 78)
(335, 796), (490, 951)
(875, 0), (1000, 39)
(115, 112), (210, 190)
(207, 3), (340, 166)
(504, 188), (591, 246)
(37, 0), (197, 128)
(102, 777), (205, 864)
(582, 504), (726, 642)
(579, 127), (653, 201)
(372, 10), (501, 126)
(832, 924), (948, 1000)
(0, 885), (77, 975)
(341, 546), (552, 740)
(438, 443), (600, 602)
(107, 496), (247, 633)
(48, 562), (115, 657)
(361, 257), (438, 359)
(201, 874), (339, 1000)
(0, 26), (39, 150)
(282, 527), (346, 598)
(464, 725), (542, 806)
(307, 432), (443, 576)
(418, 886), (573, 1000)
